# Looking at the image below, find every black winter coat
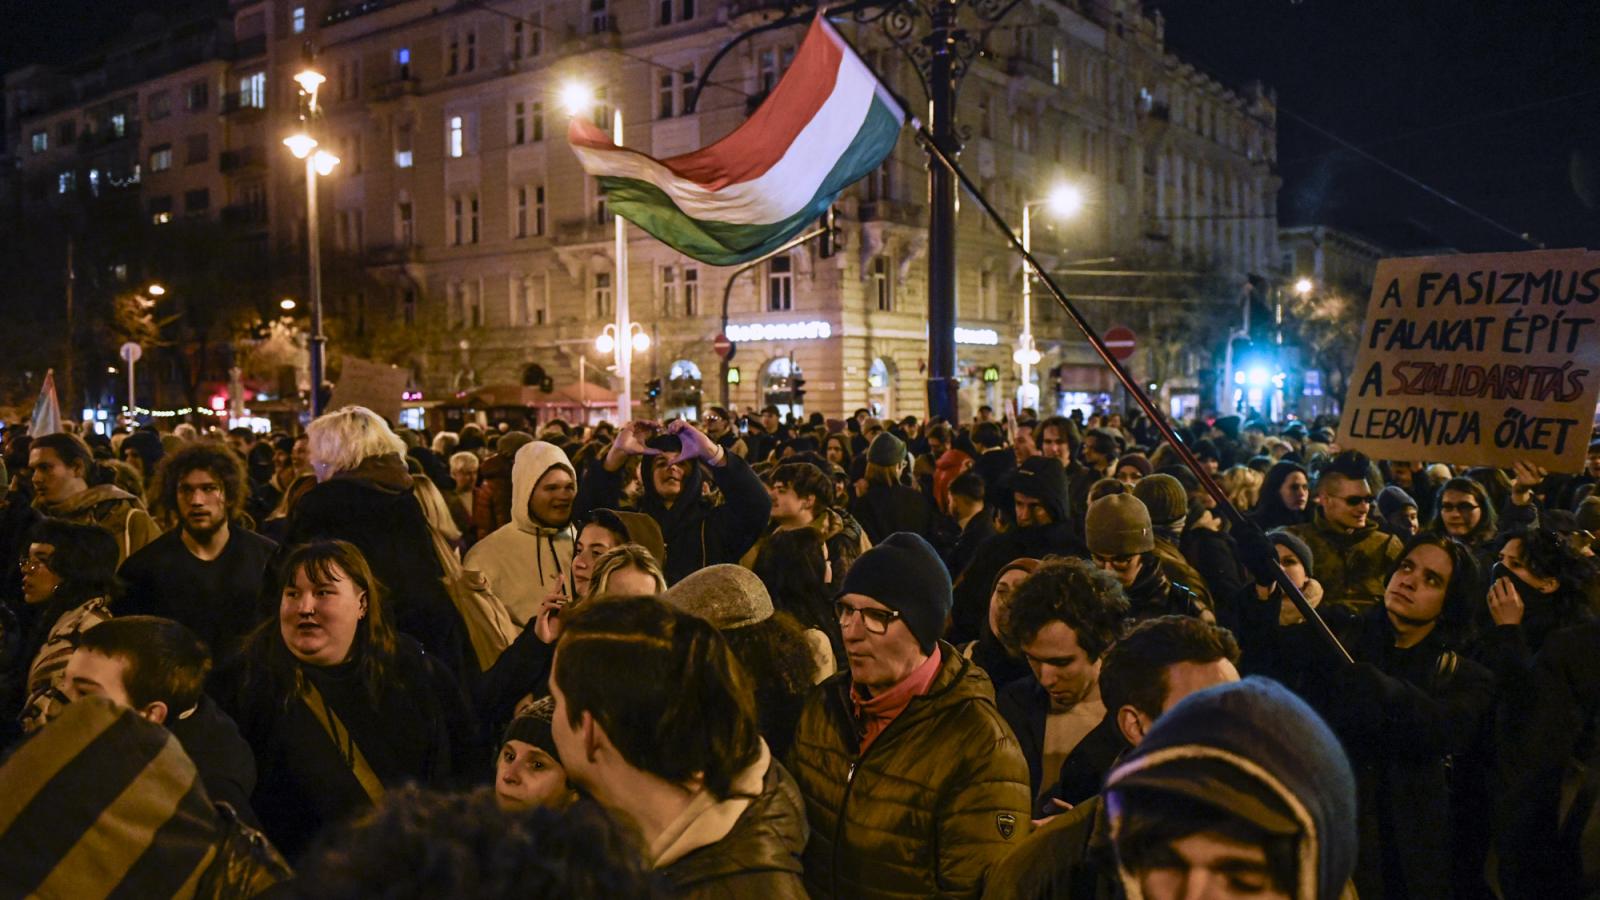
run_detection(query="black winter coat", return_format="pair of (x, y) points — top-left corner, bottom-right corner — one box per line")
(658, 758), (810, 899)
(853, 482), (937, 546)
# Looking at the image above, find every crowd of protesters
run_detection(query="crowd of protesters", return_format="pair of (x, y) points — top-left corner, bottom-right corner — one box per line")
(0, 400), (1596, 899)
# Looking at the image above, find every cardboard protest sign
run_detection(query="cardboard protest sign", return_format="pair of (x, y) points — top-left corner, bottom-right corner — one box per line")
(1339, 249), (1600, 473)
(327, 355), (410, 424)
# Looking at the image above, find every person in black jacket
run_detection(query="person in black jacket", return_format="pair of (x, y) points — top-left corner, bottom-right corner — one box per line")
(573, 419), (771, 586)
(1235, 532), (1495, 899)
(220, 540), (477, 862)
(951, 456), (1085, 645)
(851, 433), (936, 546)
(61, 615), (258, 824)
(1250, 460), (1311, 531)
(994, 557), (1127, 811)
(946, 470), (995, 577)
(282, 406), (472, 677)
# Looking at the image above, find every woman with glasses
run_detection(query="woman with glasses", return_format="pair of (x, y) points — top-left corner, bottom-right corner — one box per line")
(11, 519), (119, 735)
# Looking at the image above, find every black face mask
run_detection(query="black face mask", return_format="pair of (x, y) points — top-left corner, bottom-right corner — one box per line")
(1490, 562), (1543, 602)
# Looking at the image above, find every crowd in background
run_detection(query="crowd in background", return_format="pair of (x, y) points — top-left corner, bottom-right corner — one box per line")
(0, 399), (1596, 899)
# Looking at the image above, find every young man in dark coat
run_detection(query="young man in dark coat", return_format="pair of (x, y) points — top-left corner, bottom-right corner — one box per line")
(573, 419), (771, 585)
(851, 432), (936, 545)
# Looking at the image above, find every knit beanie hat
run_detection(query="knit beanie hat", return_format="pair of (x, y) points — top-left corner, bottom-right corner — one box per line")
(501, 697), (559, 758)
(662, 563), (774, 630)
(588, 509), (668, 570)
(1376, 484), (1417, 519)
(1132, 474), (1188, 531)
(838, 532), (951, 653)
(1115, 453), (1153, 479)
(1578, 496), (1600, 534)
(1267, 529), (1314, 572)
(1085, 494), (1155, 557)
(866, 432), (907, 468)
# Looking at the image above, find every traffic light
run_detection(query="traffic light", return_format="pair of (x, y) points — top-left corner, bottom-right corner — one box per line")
(818, 207), (841, 258)
(646, 378), (663, 401)
(790, 374), (807, 406)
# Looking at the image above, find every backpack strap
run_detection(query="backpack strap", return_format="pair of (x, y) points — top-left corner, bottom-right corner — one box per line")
(302, 681), (384, 805)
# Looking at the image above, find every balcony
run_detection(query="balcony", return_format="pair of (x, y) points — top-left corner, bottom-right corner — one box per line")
(220, 146), (266, 173)
(324, 0), (407, 25)
(367, 243), (422, 265)
(232, 35), (267, 60)
(221, 93), (267, 117)
(858, 199), (923, 227)
(221, 203), (267, 227)
(556, 217), (613, 244)
(369, 78), (420, 103)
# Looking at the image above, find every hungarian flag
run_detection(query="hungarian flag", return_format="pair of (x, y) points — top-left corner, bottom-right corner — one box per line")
(30, 369), (61, 436)
(568, 16), (905, 266)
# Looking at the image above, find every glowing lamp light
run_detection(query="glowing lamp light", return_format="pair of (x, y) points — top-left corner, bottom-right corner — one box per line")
(560, 81), (595, 116)
(595, 332), (616, 355)
(1247, 367), (1272, 387)
(1294, 277), (1313, 296)
(1046, 183), (1085, 219)
(293, 69), (327, 95)
(1012, 346), (1042, 366)
(280, 298), (297, 311)
(210, 395), (228, 412)
(312, 150), (340, 176)
(283, 133), (318, 159)
(631, 330), (651, 353)
(145, 283), (167, 297)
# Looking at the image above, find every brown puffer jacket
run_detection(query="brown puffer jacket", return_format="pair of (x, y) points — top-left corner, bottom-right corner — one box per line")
(1284, 510), (1404, 611)
(786, 642), (1031, 899)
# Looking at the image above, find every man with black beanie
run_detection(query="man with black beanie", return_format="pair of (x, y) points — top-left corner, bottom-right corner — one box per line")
(788, 532), (1031, 899)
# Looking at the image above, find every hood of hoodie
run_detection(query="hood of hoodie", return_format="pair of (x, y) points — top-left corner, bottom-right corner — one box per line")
(1104, 677), (1357, 900)
(331, 452), (413, 494)
(511, 441), (575, 534)
(589, 508), (668, 567)
(1010, 456), (1070, 524)
(640, 453), (708, 534)
(34, 482), (142, 517)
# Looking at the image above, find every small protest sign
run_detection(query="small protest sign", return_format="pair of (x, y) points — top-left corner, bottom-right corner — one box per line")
(1339, 249), (1600, 473)
(327, 356), (411, 424)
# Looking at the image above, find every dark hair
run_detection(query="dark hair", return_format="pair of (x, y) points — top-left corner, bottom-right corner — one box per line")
(31, 432), (95, 480)
(927, 423), (952, 445)
(553, 595), (761, 799)
(1111, 787), (1297, 895)
(823, 432), (853, 464)
(1083, 430), (1119, 459)
(949, 470), (985, 503)
(1001, 556), (1128, 659)
(241, 540), (402, 709)
(1499, 526), (1599, 621)
(1036, 416), (1077, 448)
(752, 527), (850, 648)
(151, 441), (249, 524)
(721, 611), (818, 754)
(770, 461), (835, 510)
(1316, 449), (1375, 495)
(1388, 532), (1483, 641)
(1428, 477), (1497, 545)
(227, 427), (254, 440)
(972, 421), (1004, 449)
(296, 788), (666, 900)
(78, 616), (212, 714)
(1098, 616), (1239, 719)
(26, 518), (120, 605)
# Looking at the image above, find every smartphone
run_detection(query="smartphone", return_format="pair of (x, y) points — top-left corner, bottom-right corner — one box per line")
(646, 432), (683, 454)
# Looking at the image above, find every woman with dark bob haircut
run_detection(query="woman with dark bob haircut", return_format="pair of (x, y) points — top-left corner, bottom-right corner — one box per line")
(12, 518), (120, 734)
(217, 540), (478, 861)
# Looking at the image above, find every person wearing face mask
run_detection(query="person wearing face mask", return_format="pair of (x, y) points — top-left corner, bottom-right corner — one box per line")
(466, 440), (577, 632)
(1240, 532), (1495, 899)
(573, 420), (771, 586)
(1472, 525), (1598, 689)
(219, 540), (477, 862)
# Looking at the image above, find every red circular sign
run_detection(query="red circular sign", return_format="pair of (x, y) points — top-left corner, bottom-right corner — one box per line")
(1104, 325), (1137, 361)
(712, 333), (734, 360)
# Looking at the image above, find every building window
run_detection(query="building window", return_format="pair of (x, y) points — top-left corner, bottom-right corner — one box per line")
(1051, 43), (1061, 86)
(594, 272), (613, 318)
(396, 47), (411, 79)
(292, 6), (306, 33)
(589, 0), (611, 34)
(465, 32), (477, 71)
(660, 267), (677, 312)
(57, 121), (76, 144)
(240, 72), (266, 109)
(31, 131), (47, 153)
(513, 184), (546, 236)
(150, 145), (173, 172)
(515, 186), (529, 238)
(57, 170), (75, 193)
(530, 102), (544, 141)
(184, 188), (210, 213)
(979, 268), (995, 319)
(658, 68), (696, 118)
(512, 101), (526, 145)
(596, 194), (610, 225)
(464, 281), (482, 327)
(528, 11), (543, 55)
(767, 256), (793, 311)
(394, 122), (413, 167)
(150, 196), (172, 224)
(451, 195), (464, 245)
(401, 289), (417, 326)
(110, 112), (127, 138)
(684, 267), (699, 316)
(447, 115), (465, 157)
(149, 91), (171, 119)
(186, 80), (209, 110)
(397, 198), (414, 245)
(447, 33), (460, 75)
(512, 275), (546, 325)
(873, 256), (893, 311)
(186, 133), (209, 165)
(511, 21), (526, 60)
(343, 132), (362, 173)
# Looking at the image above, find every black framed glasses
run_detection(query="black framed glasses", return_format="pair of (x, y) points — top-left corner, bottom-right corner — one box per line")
(835, 601), (902, 635)
(1091, 552), (1139, 570)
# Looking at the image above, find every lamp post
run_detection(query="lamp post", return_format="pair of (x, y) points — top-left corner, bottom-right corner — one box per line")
(1015, 184), (1083, 412)
(563, 81), (636, 418)
(284, 65), (339, 417)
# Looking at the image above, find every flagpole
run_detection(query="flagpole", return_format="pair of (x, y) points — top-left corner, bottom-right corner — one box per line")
(911, 123), (1351, 663)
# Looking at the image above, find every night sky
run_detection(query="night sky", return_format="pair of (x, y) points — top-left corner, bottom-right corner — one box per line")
(6, 0), (1597, 255)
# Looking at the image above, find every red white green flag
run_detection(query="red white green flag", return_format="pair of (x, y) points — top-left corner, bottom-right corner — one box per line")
(567, 16), (905, 266)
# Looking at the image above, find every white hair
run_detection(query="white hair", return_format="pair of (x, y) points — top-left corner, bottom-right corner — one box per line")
(431, 431), (460, 456)
(306, 406), (407, 480)
(449, 450), (480, 473)
(173, 423), (199, 442)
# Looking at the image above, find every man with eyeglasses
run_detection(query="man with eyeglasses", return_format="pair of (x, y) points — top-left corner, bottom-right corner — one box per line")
(701, 405), (748, 460)
(1285, 450), (1402, 611)
(788, 532), (1031, 899)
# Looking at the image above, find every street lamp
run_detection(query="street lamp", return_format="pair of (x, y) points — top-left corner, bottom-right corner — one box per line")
(279, 298), (297, 311)
(562, 79), (635, 418)
(1016, 183), (1084, 411)
(1294, 276), (1314, 297)
(284, 62), (339, 417)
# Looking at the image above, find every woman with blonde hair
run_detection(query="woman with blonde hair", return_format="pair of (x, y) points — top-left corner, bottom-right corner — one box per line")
(1219, 464), (1264, 512)
(281, 406), (473, 676)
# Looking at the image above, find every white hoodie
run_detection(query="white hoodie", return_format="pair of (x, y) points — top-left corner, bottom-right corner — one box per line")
(464, 441), (575, 628)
